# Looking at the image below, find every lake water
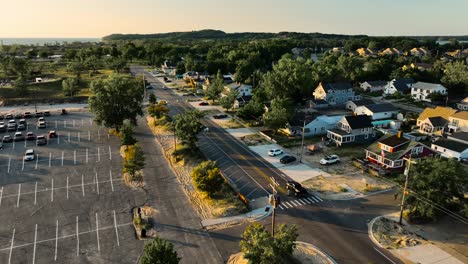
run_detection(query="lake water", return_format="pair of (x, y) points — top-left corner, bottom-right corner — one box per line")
(0, 38), (100, 45)
(436, 40), (468, 45)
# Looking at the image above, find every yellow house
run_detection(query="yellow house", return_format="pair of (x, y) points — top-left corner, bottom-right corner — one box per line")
(448, 111), (468, 133)
(356, 48), (375, 57)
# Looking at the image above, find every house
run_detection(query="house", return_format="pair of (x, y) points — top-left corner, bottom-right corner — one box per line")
(402, 63), (433, 71)
(448, 131), (468, 144)
(282, 113), (344, 137)
(365, 132), (438, 171)
(360, 81), (387, 92)
(456, 97), (468, 111)
(445, 49), (468, 58)
(417, 106), (457, 126)
(313, 82), (360, 106)
(356, 48), (376, 57)
(224, 83), (252, 97)
(346, 99), (375, 111)
(411, 82), (447, 102)
(331, 47), (345, 53)
(447, 111), (468, 133)
(233, 95), (252, 109)
(431, 138), (468, 161)
(379, 48), (403, 56)
(161, 60), (176, 76)
(309, 99), (329, 109)
(354, 103), (399, 120)
(410, 47), (431, 57)
(327, 115), (376, 146)
(384, 78), (415, 95)
(418, 116), (449, 135)
(202, 74), (234, 90)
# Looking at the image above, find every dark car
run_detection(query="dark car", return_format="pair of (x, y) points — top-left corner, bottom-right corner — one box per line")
(48, 130), (58, 138)
(146, 85), (154, 90)
(198, 102), (209, 106)
(14, 113), (23, 119)
(5, 114), (13, 119)
(24, 112), (33, 119)
(0, 114), (4, 120)
(213, 114), (228, 119)
(26, 132), (36, 141)
(36, 135), (47, 146)
(17, 124), (26, 131)
(286, 180), (308, 196)
(2, 135), (13, 143)
(0, 122), (5, 132)
(44, 111), (51, 116)
(35, 112), (44, 117)
(280, 155), (296, 164)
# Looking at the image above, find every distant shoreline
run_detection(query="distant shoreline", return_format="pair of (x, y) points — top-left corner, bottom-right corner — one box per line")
(0, 38), (101, 45)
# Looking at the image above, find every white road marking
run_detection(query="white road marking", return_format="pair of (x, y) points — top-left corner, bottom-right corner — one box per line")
(49, 153), (51, 167)
(16, 184), (21, 208)
(51, 179), (54, 202)
(81, 175), (85, 197)
(68, 132), (70, 143)
(66, 176), (69, 199)
(288, 200), (298, 207)
(54, 220), (58, 261)
(301, 198), (311, 204)
(314, 196), (323, 202)
(0, 186), (3, 207)
(284, 201), (293, 208)
(86, 148), (89, 164)
(74, 150), (76, 165)
(21, 158), (25, 171)
(81, 119), (84, 127)
(113, 210), (120, 246)
(89, 118), (92, 125)
(8, 228), (15, 264)
(55, 120), (57, 128)
(306, 197), (316, 204)
(24, 139), (26, 148)
(76, 216), (79, 256)
(73, 119), (75, 127)
(310, 196), (320, 203)
(34, 182), (37, 205)
(278, 204), (284, 210)
(96, 213), (100, 252)
(64, 120), (67, 128)
(97, 147), (100, 162)
(109, 145), (112, 160)
(88, 130), (90, 141)
(110, 170), (114, 192)
(61, 151), (64, 166)
(107, 133), (110, 140)
(12, 141), (15, 150)
(78, 132), (80, 142)
(8, 157), (11, 173)
(97, 129), (100, 140)
(297, 199), (307, 205)
(57, 134), (60, 144)
(95, 172), (100, 195)
(35, 154), (39, 169)
(32, 224), (37, 264)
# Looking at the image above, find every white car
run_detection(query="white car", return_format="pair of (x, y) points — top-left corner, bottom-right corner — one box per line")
(320, 154), (340, 165)
(24, 149), (35, 161)
(268, 149), (284, 157)
(37, 121), (46, 128)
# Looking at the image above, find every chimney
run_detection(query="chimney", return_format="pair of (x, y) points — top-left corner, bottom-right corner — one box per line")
(397, 131), (402, 138)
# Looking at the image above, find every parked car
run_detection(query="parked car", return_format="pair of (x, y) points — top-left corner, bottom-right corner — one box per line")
(19, 119), (26, 125)
(14, 113), (23, 119)
(17, 124), (26, 131)
(36, 135), (47, 146)
(38, 117), (45, 122)
(35, 112), (44, 117)
(286, 180), (308, 196)
(7, 120), (16, 131)
(280, 155), (296, 164)
(23, 112), (32, 119)
(0, 142), (2, 149)
(213, 114), (228, 119)
(48, 130), (58, 138)
(2, 135), (12, 143)
(198, 102), (209, 106)
(320, 154), (340, 165)
(37, 121), (46, 129)
(0, 122), (5, 132)
(26, 132), (36, 141)
(24, 149), (35, 161)
(0, 114), (4, 120)
(268, 149), (284, 157)
(14, 132), (24, 141)
(5, 114), (13, 119)
(44, 111), (51, 116)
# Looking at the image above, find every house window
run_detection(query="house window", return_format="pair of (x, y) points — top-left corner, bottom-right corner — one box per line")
(364, 134), (369, 139)
(411, 146), (423, 155)
(394, 160), (403, 167)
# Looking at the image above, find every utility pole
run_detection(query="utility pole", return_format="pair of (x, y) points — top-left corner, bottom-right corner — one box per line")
(270, 186), (280, 240)
(399, 155), (417, 225)
(299, 119), (306, 163)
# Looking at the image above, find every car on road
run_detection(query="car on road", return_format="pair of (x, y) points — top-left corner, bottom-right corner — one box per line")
(198, 102), (209, 106)
(26, 132), (36, 141)
(280, 155), (296, 164)
(36, 135), (47, 146)
(286, 180), (308, 196)
(213, 114), (228, 119)
(37, 121), (46, 129)
(268, 148), (284, 157)
(24, 149), (35, 161)
(320, 154), (340, 165)
(48, 130), (58, 138)
(2, 135), (12, 143)
(14, 132), (24, 141)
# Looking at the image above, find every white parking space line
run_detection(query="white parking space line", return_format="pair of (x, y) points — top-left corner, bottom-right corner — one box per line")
(78, 132), (80, 142)
(96, 213), (100, 252)
(68, 132), (70, 143)
(110, 170), (114, 192)
(12, 141), (15, 150)
(55, 120), (57, 128)
(51, 179), (54, 202)
(95, 173), (100, 195)
(97, 147), (100, 162)
(0, 186), (3, 207)
(74, 150), (76, 164)
(109, 146), (112, 160)
(8, 229), (15, 264)
(81, 119), (84, 127)
(81, 175), (85, 197)
(54, 220), (58, 261)
(57, 134), (60, 144)
(61, 151), (64, 166)
(113, 210), (120, 246)
(49, 153), (51, 167)
(88, 131), (90, 141)
(64, 120), (66, 128)
(73, 120), (75, 127)
(21, 158), (25, 171)
(76, 216), (79, 256)
(97, 129), (100, 140)
(34, 182), (37, 205)
(32, 224), (37, 264)
(66, 176), (69, 199)
(86, 148), (89, 163)
(35, 154), (39, 169)
(16, 184), (21, 208)
(24, 140), (26, 148)
(8, 157), (11, 173)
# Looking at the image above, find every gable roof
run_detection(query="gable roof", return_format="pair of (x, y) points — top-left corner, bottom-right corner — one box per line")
(289, 112), (320, 127)
(364, 103), (398, 113)
(365, 81), (387, 86)
(448, 131), (468, 143)
(348, 99), (375, 107)
(321, 82), (352, 92)
(432, 138), (468, 153)
(412, 82), (446, 91)
(418, 106), (457, 121)
(427, 116), (448, 127)
(367, 134), (433, 160)
(343, 115), (373, 129)
(379, 134), (409, 148)
(390, 78), (415, 92)
(450, 111), (468, 121)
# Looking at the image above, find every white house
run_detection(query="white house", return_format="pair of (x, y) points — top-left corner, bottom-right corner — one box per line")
(360, 81), (387, 92)
(456, 97), (468, 111)
(411, 82), (447, 102)
(345, 99), (375, 111)
(282, 113), (344, 137)
(384, 78), (415, 95)
(224, 83), (252, 97)
(354, 103), (399, 120)
(431, 138), (468, 161)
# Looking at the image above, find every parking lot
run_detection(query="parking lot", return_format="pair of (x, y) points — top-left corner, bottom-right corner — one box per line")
(0, 110), (145, 264)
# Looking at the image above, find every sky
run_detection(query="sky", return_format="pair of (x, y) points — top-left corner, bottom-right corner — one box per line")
(1, 0), (467, 38)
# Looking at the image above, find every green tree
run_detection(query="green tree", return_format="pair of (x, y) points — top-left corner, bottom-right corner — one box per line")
(401, 158), (467, 222)
(38, 50), (50, 59)
(120, 120), (137, 146)
(237, 98), (264, 121)
(240, 223), (298, 264)
(262, 98), (290, 132)
(67, 61), (85, 79)
(205, 70), (224, 103)
(148, 102), (170, 118)
(219, 90), (237, 111)
(123, 144), (145, 177)
(106, 57), (127, 73)
(89, 75), (144, 131)
(149, 93), (157, 104)
(191, 160), (225, 197)
(336, 55), (363, 82)
(174, 110), (205, 148)
(140, 236), (181, 264)
(62, 77), (80, 97)
(9, 57), (30, 78)
(441, 61), (468, 95)
(14, 76), (28, 96)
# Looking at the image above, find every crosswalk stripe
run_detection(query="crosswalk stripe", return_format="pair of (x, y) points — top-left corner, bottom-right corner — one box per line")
(301, 198), (311, 204)
(309, 196), (319, 203)
(306, 197), (316, 203)
(290, 200), (300, 207)
(278, 204), (284, 210)
(296, 199), (306, 205)
(311, 196), (321, 203)
(314, 196), (323, 202)
(284, 202), (293, 208)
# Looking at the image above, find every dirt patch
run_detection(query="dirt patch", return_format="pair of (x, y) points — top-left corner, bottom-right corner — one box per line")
(133, 206), (157, 240)
(123, 171), (145, 188)
(372, 217), (424, 249)
(241, 134), (268, 146)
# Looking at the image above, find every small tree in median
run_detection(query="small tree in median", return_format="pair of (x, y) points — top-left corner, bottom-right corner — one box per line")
(148, 102), (170, 119)
(191, 160), (225, 197)
(174, 110), (205, 148)
(123, 144), (145, 178)
(120, 120), (136, 146)
(140, 236), (181, 264)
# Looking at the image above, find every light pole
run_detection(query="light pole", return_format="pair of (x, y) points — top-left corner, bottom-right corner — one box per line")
(399, 155), (417, 225)
(270, 186), (280, 240)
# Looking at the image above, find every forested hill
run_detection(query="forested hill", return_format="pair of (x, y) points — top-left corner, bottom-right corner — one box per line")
(102, 29), (368, 42)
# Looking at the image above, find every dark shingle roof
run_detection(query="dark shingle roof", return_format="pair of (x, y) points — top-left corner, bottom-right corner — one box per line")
(433, 138), (468, 153)
(289, 112), (320, 127)
(392, 78), (415, 92)
(365, 103), (398, 113)
(350, 99), (375, 107)
(344, 115), (373, 129)
(427, 116), (448, 127)
(448, 132), (468, 143)
(366, 81), (387, 86)
(379, 135), (409, 148)
(322, 82), (352, 92)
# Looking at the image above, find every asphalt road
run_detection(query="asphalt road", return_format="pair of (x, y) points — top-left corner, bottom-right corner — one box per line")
(132, 66), (404, 264)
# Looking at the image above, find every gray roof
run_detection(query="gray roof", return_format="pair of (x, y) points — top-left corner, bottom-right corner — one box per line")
(349, 99), (375, 107)
(344, 115), (373, 129)
(448, 132), (468, 143)
(365, 103), (398, 113)
(432, 138), (468, 153)
(412, 82), (446, 91)
(322, 82), (352, 92)
(365, 81), (387, 86)
(427, 116), (448, 127)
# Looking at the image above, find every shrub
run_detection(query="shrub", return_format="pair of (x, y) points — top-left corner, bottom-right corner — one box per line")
(191, 160), (225, 197)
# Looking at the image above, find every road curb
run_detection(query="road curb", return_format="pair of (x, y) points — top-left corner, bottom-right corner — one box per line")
(202, 205), (273, 230)
(295, 241), (338, 264)
(368, 215), (386, 249)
